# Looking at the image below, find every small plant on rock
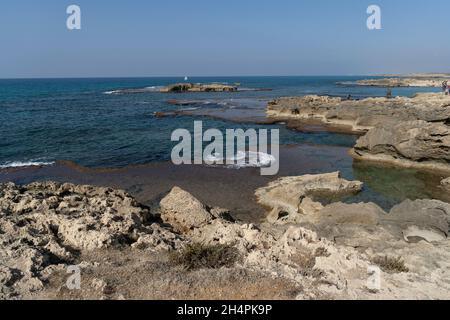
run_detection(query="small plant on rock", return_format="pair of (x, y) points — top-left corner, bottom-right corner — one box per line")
(169, 243), (240, 271)
(372, 256), (409, 274)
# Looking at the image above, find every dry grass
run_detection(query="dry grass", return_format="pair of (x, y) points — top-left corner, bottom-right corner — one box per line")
(314, 247), (330, 258)
(290, 246), (325, 278)
(31, 249), (301, 300)
(169, 243), (241, 271)
(372, 256), (409, 274)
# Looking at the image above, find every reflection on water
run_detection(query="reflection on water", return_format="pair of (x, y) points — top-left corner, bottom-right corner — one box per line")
(2, 145), (449, 218)
(346, 161), (450, 210)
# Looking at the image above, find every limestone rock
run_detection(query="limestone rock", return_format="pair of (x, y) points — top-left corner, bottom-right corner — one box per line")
(159, 187), (214, 232)
(0, 182), (180, 298)
(255, 172), (363, 224)
(267, 93), (450, 134)
(402, 226), (446, 243)
(352, 120), (450, 172)
(159, 83), (238, 93)
(267, 93), (450, 172)
(317, 202), (383, 226)
(132, 223), (184, 251)
(350, 77), (450, 88)
(387, 199), (450, 241)
(2, 181), (450, 300)
(441, 177), (450, 190)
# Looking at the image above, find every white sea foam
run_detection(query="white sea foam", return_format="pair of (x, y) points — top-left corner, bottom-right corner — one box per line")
(104, 90), (120, 95)
(0, 161), (55, 169)
(204, 151), (276, 169)
(103, 86), (162, 95)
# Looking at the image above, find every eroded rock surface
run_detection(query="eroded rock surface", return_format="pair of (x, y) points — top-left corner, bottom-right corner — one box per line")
(267, 93), (450, 172)
(267, 93), (450, 134)
(159, 83), (238, 93)
(255, 172), (450, 243)
(441, 177), (450, 190)
(254, 173), (450, 299)
(2, 181), (450, 300)
(346, 77), (449, 88)
(164, 184), (450, 299)
(0, 182), (182, 299)
(255, 172), (363, 223)
(351, 120), (450, 172)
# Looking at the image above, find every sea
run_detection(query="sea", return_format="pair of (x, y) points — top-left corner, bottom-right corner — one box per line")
(0, 76), (445, 211)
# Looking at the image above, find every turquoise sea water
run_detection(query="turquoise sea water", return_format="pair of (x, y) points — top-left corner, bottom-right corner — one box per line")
(0, 76), (439, 169)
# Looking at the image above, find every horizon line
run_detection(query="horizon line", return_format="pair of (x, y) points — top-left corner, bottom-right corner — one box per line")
(0, 74), (418, 80)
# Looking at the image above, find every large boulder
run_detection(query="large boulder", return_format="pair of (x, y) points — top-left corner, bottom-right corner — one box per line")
(387, 199), (450, 242)
(159, 187), (214, 233)
(351, 120), (450, 172)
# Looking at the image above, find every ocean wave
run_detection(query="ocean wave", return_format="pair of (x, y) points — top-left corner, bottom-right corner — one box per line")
(104, 86), (162, 95)
(0, 160), (55, 169)
(104, 90), (120, 95)
(204, 151), (276, 169)
(179, 107), (200, 111)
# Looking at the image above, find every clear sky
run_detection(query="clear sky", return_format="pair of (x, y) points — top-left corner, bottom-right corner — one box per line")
(1, 0), (449, 78)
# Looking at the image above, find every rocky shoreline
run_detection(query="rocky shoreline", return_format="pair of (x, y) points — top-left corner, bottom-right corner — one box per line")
(341, 77), (449, 88)
(1, 178), (450, 300)
(267, 93), (450, 172)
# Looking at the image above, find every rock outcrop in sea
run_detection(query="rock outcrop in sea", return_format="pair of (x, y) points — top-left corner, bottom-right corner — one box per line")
(342, 77), (450, 88)
(159, 83), (239, 93)
(1, 179), (450, 300)
(267, 93), (450, 172)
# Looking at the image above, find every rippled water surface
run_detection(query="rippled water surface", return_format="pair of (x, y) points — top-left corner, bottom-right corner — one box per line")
(0, 76), (445, 212)
(0, 76), (439, 168)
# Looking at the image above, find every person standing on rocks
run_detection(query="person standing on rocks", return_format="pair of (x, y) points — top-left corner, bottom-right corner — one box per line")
(386, 89), (393, 99)
(443, 81), (448, 94)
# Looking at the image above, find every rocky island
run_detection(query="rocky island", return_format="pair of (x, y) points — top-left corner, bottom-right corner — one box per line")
(159, 83), (239, 93)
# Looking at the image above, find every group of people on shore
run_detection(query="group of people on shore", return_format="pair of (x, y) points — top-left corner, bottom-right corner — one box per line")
(443, 81), (450, 95)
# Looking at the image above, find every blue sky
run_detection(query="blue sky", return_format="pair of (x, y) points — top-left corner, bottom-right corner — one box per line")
(1, 0), (449, 78)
